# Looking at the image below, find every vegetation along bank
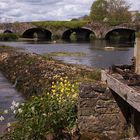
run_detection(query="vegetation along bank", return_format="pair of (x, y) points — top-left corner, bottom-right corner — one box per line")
(0, 46), (134, 140)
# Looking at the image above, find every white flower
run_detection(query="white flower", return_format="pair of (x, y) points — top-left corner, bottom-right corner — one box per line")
(4, 110), (8, 114)
(18, 108), (23, 113)
(15, 102), (19, 108)
(12, 100), (16, 106)
(13, 110), (16, 114)
(43, 113), (47, 116)
(12, 100), (19, 108)
(10, 105), (15, 111)
(31, 107), (35, 112)
(0, 116), (5, 121)
(7, 128), (11, 132)
(7, 123), (11, 127)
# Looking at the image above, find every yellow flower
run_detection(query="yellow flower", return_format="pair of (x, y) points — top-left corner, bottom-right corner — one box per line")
(52, 90), (56, 93)
(61, 88), (64, 93)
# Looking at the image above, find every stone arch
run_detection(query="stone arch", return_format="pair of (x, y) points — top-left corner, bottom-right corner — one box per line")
(22, 28), (52, 40)
(105, 28), (135, 42)
(62, 27), (96, 41)
(4, 30), (13, 33)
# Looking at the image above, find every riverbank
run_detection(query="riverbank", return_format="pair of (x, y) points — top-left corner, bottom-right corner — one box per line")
(0, 45), (100, 98)
(0, 45), (133, 140)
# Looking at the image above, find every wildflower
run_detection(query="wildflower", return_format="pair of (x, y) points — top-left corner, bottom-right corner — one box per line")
(71, 89), (75, 92)
(13, 110), (16, 114)
(12, 100), (19, 108)
(43, 113), (47, 116)
(52, 90), (56, 93)
(60, 77), (63, 81)
(7, 123), (11, 127)
(31, 106), (35, 112)
(4, 110), (8, 114)
(12, 100), (16, 106)
(18, 108), (23, 113)
(10, 105), (15, 111)
(0, 116), (5, 121)
(61, 88), (64, 93)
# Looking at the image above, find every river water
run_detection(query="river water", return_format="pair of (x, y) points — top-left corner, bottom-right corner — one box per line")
(0, 40), (134, 68)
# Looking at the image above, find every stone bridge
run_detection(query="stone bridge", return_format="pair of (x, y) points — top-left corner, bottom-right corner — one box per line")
(0, 22), (139, 41)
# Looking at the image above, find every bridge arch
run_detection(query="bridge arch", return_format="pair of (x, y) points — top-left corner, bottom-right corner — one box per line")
(62, 27), (96, 41)
(3, 30), (13, 33)
(22, 28), (52, 40)
(105, 28), (135, 42)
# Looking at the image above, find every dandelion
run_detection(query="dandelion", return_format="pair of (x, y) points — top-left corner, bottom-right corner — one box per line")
(0, 116), (4, 121)
(4, 110), (8, 114)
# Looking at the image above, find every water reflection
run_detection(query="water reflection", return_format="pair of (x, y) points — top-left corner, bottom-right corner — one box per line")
(0, 40), (134, 68)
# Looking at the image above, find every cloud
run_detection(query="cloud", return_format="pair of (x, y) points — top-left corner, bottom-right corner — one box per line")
(0, 0), (139, 22)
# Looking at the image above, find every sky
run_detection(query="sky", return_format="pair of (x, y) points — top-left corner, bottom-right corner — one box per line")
(0, 0), (140, 22)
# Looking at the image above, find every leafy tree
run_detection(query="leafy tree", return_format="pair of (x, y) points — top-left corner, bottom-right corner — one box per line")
(107, 0), (131, 24)
(90, 0), (132, 24)
(90, 0), (108, 22)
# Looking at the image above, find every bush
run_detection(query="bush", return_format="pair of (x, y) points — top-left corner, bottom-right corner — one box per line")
(2, 76), (78, 140)
(89, 33), (96, 40)
(0, 33), (18, 41)
(70, 32), (77, 42)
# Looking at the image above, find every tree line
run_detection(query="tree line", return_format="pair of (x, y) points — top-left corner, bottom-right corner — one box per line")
(73, 0), (140, 25)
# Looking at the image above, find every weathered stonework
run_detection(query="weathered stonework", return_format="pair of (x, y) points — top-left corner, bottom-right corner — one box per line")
(78, 83), (129, 140)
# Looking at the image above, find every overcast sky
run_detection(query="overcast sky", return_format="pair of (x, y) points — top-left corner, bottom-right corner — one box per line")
(0, 0), (140, 22)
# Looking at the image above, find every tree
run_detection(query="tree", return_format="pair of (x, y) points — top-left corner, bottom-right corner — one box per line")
(90, 0), (132, 24)
(90, 0), (108, 22)
(107, 0), (131, 24)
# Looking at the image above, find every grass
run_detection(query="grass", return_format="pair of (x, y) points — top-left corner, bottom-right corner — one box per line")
(32, 21), (87, 29)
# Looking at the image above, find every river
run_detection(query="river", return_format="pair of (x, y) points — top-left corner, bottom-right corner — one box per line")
(0, 40), (134, 68)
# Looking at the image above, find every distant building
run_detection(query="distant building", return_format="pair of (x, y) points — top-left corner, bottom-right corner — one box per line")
(130, 10), (140, 22)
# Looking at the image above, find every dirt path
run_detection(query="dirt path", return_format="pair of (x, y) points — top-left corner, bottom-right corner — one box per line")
(0, 72), (23, 135)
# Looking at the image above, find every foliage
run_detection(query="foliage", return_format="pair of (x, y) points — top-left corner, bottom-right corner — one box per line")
(90, 0), (131, 25)
(0, 33), (18, 41)
(2, 76), (78, 140)
(90, 0), (108, 22)
(70, 32), (77, 42)
(89, 33), (96, 40)
(32, 21), (87, 29)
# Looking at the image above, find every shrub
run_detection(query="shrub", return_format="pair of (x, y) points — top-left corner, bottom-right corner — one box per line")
(70, 32), (77, 42)
(89, 33), (96, 40)
(2, 76), (78, 140)
(0, 33), (18, 41)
